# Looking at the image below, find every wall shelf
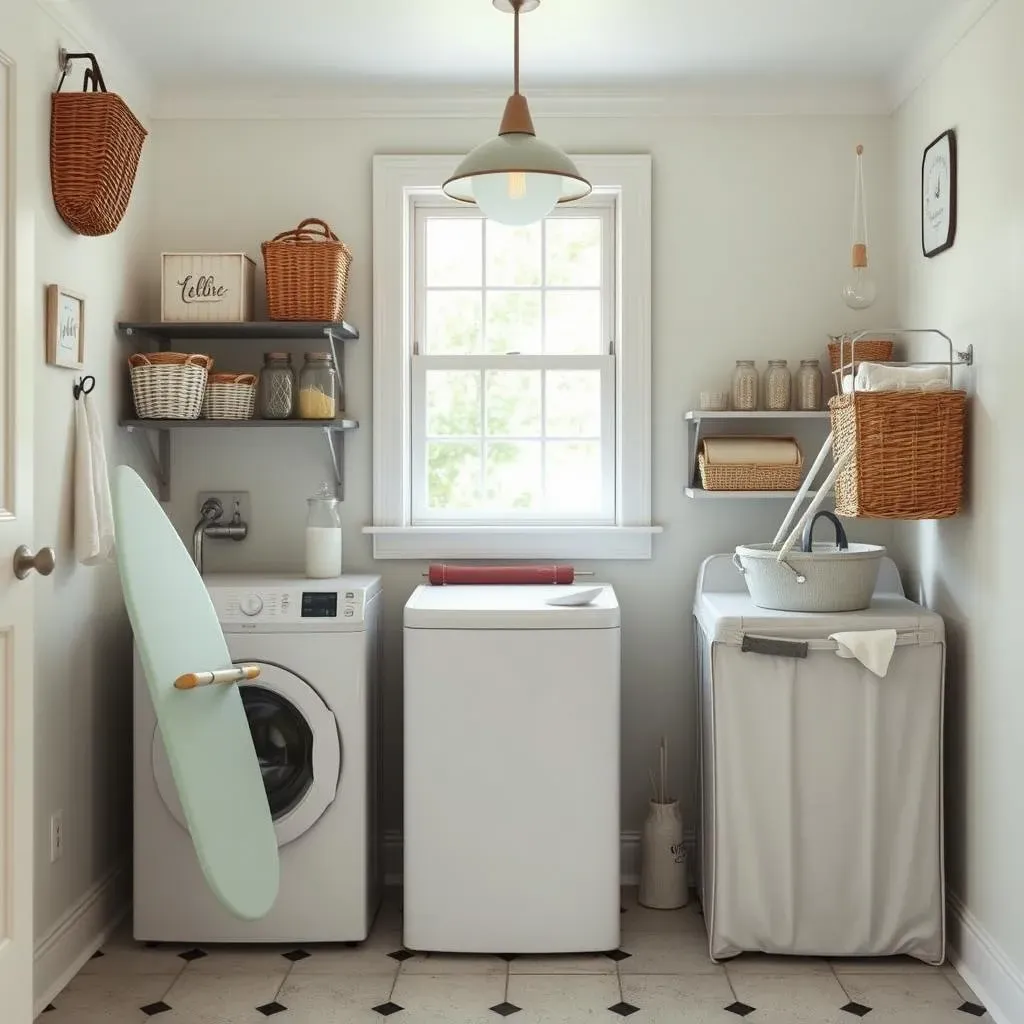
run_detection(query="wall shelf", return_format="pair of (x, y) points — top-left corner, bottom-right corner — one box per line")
(117, 321), (360, 501)
(685, 488), (821, 500)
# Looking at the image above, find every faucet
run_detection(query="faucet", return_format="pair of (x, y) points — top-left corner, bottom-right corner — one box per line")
(192, 497), (248, 574)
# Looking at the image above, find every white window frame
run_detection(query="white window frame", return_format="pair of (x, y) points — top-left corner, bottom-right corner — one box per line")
(366, 154), (658, 560)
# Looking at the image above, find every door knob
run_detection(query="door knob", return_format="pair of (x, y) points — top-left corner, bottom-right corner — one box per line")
(13, 545), (56, 580)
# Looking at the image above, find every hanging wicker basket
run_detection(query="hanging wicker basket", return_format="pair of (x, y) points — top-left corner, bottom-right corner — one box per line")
(828, 335), (894, 373)
(202, 373), (257, 420)
(262, 218), (353, 321)
(129, 352), (212, 420)
(50, 53), (148, 237)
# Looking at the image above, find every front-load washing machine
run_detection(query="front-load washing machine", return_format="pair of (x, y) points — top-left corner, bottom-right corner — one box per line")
(134, 574), (382, 943)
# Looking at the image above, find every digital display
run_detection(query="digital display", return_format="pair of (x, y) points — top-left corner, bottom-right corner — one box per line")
(301, 592), (338, 618)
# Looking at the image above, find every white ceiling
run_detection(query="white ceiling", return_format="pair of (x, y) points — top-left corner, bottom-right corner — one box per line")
(69, 0), (963, 92)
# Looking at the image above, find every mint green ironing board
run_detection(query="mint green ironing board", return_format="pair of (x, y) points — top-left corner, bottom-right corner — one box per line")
(112, 465), (279, 920)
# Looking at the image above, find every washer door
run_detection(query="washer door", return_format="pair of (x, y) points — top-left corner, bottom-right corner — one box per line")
(154, 661), (341, 847)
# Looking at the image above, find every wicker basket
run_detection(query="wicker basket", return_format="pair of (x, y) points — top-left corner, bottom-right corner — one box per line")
(828, 336), (894, 372)
(50, 56), (147, 237)
(698, 438), (803, 492)
(129, 353), (212, 420)
(829, 390), (967, 519)
(262, 218), (353, 321)
(202, 373), (257, 420)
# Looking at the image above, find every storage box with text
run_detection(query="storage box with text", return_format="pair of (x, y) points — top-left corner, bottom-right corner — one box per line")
(161, 252), (256, 322)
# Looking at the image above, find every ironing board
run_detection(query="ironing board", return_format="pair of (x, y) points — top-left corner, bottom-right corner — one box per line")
(112, 465), (279, 920)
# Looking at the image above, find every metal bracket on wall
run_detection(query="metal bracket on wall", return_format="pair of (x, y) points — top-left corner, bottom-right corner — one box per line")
(125, 425), (171, 502)
(323, 426), (346, 500)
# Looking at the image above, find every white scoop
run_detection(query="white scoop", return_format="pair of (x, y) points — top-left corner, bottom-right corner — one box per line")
(545, 587), (604, 607)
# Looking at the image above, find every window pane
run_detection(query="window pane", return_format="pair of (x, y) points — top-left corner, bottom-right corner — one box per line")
(426, 218), (482, 286)
(485, 370), (541, 437)
(486, 221), (542, 286)
(427, 441), (481, 509)
(545, 218), (602, 286)
(425, 290), (482, 353)
(485, 291), (542, 355)
(546, 441), (603, 513)
(426, 370), (481, 436)
(544, 290), (602, 354)
(486, 441), (542, 510)
(545, 370), (602, 437)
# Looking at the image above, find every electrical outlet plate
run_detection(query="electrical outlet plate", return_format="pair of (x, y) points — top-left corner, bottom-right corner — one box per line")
(198, 491), (251, 527)
(50, 810), (63, 863)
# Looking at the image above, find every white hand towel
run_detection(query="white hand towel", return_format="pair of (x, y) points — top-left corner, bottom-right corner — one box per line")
(841, 362), (950, 394)
(74, 394), (115, 565)
(829, 629), (898, 678)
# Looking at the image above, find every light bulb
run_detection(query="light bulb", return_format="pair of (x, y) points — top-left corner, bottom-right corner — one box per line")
(842, 267), (878, 310)
(471, 170), (562, 226)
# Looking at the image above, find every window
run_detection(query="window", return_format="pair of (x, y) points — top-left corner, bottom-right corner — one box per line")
(369, 155), (657, 559)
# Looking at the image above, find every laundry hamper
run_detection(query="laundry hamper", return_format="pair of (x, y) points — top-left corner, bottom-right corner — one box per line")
(129, 353), (212, 420)
(262, 218), (353, 321)
(202, 373), (257, 420)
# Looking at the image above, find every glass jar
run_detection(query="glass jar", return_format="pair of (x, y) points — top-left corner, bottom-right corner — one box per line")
(764, 360), (792, 411)
(257, 352), (296, 419)
(298, 353), (339, 420)
(305, 482), (342, 579)
(796, 359), (823, 411)
(731, 360), (759, 411)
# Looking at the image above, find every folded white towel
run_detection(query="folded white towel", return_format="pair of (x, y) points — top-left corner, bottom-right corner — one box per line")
(829, 629), (898, 678)
(841, 362), (950, 394)
(74, 394), (115, 565)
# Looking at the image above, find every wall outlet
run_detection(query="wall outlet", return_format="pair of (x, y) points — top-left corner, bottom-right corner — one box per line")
(197, 491), (251, 528)
(50, 810), (63, 863)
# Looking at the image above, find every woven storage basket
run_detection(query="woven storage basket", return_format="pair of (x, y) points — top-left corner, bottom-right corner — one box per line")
(262, 218), (353, 321)
(698, 438), (803, 492)
(202, 373), (257, 420)
(50, 56), (147, 237)
(829, 390), (967, 519)
(129, 353), (212, 420)
(828, 336), (894, 372)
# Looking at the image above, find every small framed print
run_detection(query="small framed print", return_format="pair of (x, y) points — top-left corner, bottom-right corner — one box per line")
(922, 129), (957, 258)
(46, 284), (85, 369)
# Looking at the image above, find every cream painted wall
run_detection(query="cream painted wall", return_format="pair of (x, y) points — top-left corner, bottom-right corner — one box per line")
(893, 0), (1024, 1011)
(30, 0), (150, 985)
(142, 111), (897, 836)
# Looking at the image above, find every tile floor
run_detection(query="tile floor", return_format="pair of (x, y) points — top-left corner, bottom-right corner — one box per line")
(40, 888), (991, 1022)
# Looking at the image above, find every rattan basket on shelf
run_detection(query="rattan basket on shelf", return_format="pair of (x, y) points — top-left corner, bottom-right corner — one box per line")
(262, 218), (352, 321)
(698, 437), (803, 492)
(202, 373), (257, 420)
(129, 353), (212, 420)
(828, 336), (894, 372)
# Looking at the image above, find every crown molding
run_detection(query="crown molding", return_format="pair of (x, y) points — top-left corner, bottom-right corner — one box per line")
(149, 77), (892, 121)
(888, 0), (1000, 111)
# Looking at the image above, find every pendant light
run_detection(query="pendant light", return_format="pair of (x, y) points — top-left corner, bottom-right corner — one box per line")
(443, 0), (591, 225)
(842, 144), (878, 310)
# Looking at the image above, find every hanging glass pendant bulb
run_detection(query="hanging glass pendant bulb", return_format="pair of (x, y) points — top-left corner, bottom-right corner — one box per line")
(842, 144), (878, 310)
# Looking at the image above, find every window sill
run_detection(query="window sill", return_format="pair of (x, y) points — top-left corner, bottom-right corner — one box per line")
(362, 525), (663, 560)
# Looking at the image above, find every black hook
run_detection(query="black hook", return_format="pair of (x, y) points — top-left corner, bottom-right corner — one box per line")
(73, 375), (96, 400)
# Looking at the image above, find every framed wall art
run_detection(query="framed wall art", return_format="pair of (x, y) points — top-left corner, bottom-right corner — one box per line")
(922, 129), (957, 258)
(46, 284), (86, 369)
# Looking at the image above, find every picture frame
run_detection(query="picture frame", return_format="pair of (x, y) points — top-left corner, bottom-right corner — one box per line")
(46, 284), (86, 369)
(922, 129), (957, 258)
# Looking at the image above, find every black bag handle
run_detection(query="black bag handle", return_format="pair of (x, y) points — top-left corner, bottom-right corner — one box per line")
(801, 510), (849, 553)
(56, 52), (107, 94)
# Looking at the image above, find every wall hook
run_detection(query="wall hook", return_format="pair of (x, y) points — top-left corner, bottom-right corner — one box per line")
(73, 375), (96, 400)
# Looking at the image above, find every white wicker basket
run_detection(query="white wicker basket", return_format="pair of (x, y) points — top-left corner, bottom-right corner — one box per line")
(129, 352), (212, 419)
(202, 372), (257, 420)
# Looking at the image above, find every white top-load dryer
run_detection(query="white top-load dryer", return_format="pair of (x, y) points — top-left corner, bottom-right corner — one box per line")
(694, 554), (945, 964)
(403, 584), (621, 954)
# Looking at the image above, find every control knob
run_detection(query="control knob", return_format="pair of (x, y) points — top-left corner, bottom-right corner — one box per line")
(240, 594), (264, 617)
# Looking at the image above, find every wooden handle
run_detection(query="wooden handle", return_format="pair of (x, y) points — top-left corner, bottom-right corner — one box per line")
(852, 243), (868, 268)
(271, 217), (338, 243)
(174, 664), (261, 690)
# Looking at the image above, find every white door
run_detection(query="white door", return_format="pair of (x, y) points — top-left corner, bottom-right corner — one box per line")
(0, 5), (38, 1022)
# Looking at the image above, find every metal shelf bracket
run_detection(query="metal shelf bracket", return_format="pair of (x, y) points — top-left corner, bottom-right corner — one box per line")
(125, 424), (171, 501)
(323, 427), (346, 500)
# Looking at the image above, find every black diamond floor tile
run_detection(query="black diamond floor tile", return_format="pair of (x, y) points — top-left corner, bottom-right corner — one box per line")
(388, 948), (414, 962)
(959, 1003), (987, 1017)
(177, 947), (208, 962)
(605, 949), (632, 962)
(140, 1002), (172, 1017)
(257, 1002), (288, 1016)
(373, 1002), (404, 1016)
(841, 1003), (873, 1018)
(282, 948), (311, 962)
(609, 1002), (641, 1017)
(725, 1003), (756, 1018)
(490, 1002), (522, 1017)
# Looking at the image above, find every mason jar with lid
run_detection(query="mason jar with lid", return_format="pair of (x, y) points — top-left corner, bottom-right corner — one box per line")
(796, 359), (824, 411)
(764, 360), (793, 411)
(731, 360), (759, 411)
(257, 352), (296, 419)
(298, 353), (339, 420)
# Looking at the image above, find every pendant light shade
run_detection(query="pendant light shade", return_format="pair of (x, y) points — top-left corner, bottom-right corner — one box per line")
(443, 0), (591, 225)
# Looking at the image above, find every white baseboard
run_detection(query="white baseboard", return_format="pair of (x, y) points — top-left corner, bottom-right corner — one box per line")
(383, 829), (696, 888)
(34, 862), (131, 1017)
(947, 891), (1024, 1024)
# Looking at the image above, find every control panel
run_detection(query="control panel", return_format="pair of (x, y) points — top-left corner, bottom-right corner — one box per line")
(207, 581), (368, 630)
